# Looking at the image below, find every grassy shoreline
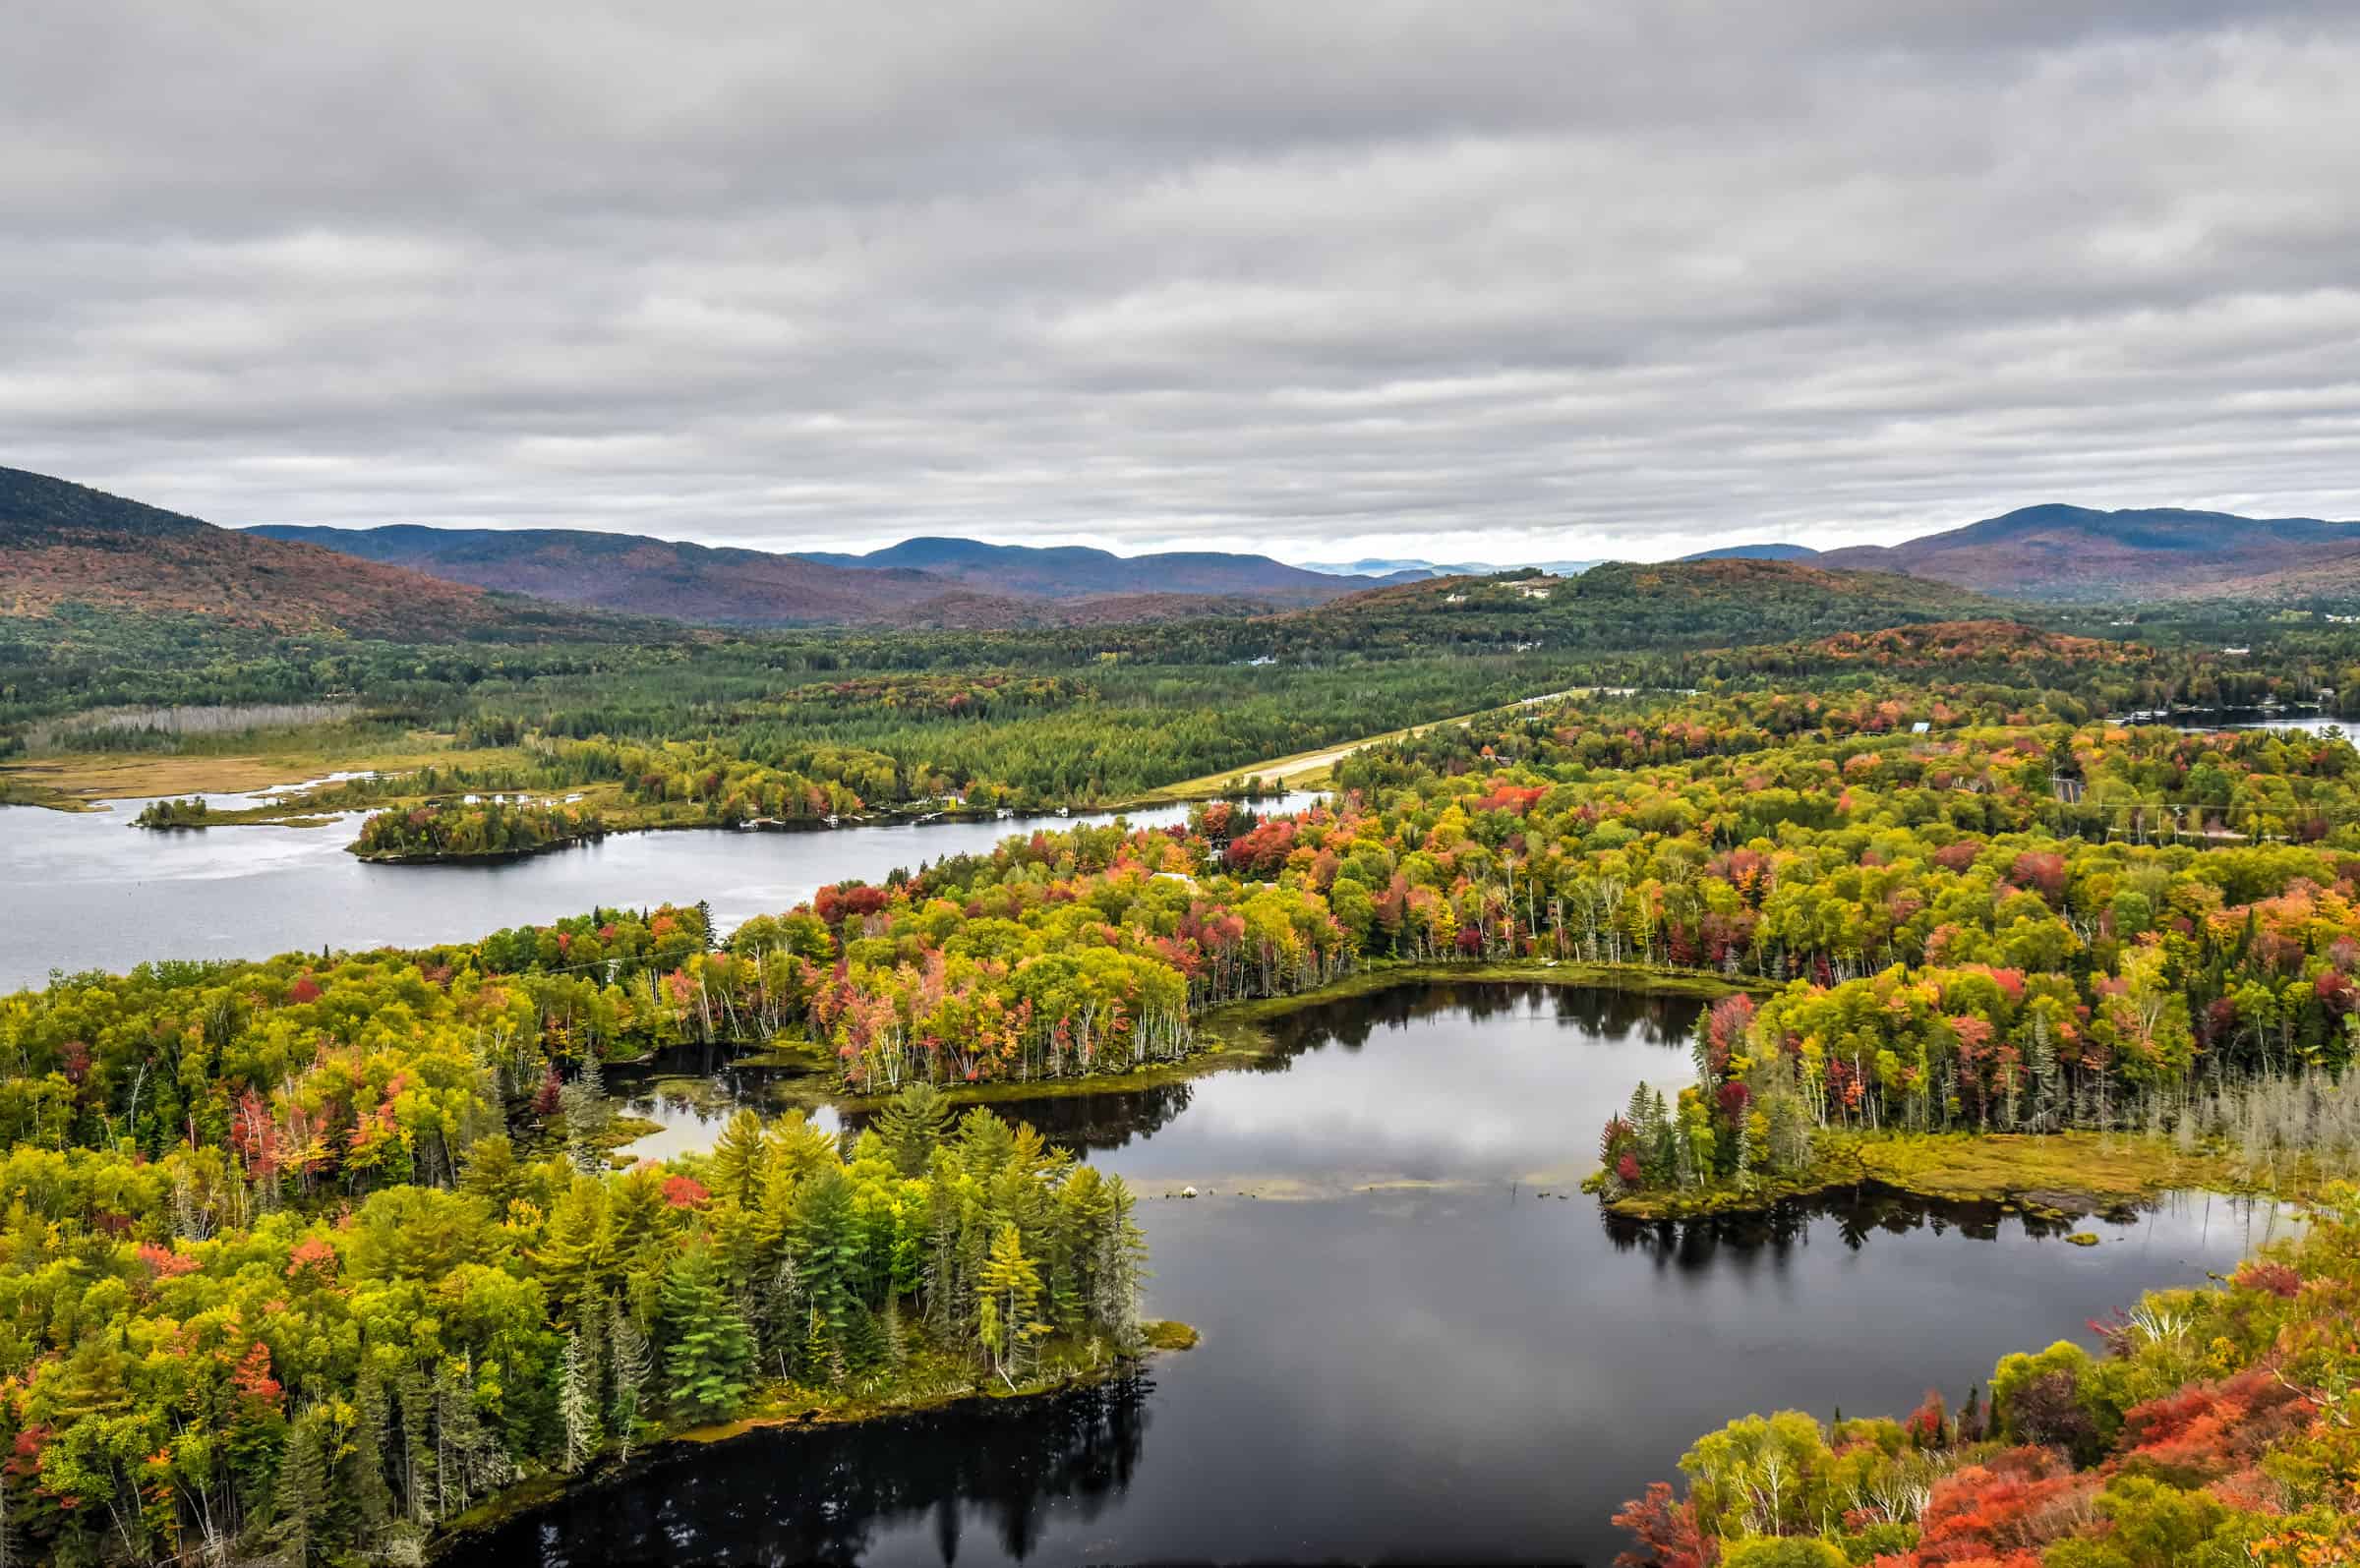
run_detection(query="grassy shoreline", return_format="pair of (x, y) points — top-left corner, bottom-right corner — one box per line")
(1595, 1127), (2302, 1223)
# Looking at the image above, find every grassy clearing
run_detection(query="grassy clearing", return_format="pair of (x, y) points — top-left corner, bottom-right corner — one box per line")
(0, 731), (528, 805)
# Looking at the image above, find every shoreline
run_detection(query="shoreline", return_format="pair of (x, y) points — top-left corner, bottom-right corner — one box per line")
(428, 1324), (1195, 1557)
(1593, 1128), (2303, 1224)
(765, 958), (1767, 1119)
(1, 742), (1304, 825)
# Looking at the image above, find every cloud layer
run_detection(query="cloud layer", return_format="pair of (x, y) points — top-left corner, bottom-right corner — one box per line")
(8, 1), (2358, 562)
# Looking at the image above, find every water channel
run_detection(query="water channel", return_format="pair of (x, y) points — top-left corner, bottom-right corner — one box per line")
(453, 982), (2282, 1567)
(0, 792), (1317, 992)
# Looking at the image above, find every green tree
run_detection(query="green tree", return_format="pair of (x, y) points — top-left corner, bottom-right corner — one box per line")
(975, 1222), (1047, 1382)
(659, 1243), (755, 1421)
(877, 1082), (954, 1177)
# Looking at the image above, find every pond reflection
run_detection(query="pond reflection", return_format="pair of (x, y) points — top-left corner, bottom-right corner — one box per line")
(475, 1372), (1152, 1567)
(456, 984), (2285, 1567)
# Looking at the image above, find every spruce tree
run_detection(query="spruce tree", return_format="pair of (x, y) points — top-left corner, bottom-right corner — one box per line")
(659, 1243), (755, 1421)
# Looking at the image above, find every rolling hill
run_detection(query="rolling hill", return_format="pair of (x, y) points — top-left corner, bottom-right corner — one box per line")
(1818, 503), (2360, 600)
(251, 523), (1379, 626)
(1681, 543), (1820, 562)
(1235, 557), (2007, 659)
(0, 467), (609, 641)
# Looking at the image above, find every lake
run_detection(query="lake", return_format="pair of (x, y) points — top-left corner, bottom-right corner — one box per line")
(2110, 708), (2352, 737)
(0, 791), (1319, 992)
(450, 982), (2282, 1567)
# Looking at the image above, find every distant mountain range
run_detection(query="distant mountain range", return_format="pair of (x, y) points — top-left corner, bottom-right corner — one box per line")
(244, 523), (1385, 626)
(1298, 556), (1600, 578)
(1817, 504), (2360, 601)
(250, 523), (955, 627)
(791, 535), (1388, 602)
(17, 462), (2360, 649)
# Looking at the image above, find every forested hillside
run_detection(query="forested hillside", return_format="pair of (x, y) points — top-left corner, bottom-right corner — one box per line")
(0, 467), (620, 643)
(1247, 558), (2004, 657)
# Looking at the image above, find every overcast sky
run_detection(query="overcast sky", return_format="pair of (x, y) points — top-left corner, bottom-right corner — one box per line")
(7, 2), (2357, 565)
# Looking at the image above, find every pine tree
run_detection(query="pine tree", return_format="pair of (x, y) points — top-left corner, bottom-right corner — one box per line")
(878, 1082), (954, 1177)
(396, 1361), (436, 1525)
(1092, 1175), (1147, 1349)
(339, 1357), (393, 1549)
(535, 1175), (616, 1327)
(793, 1168), (861, 1365)
(659, 1243), (755, 1420)
(976, 1222), (1047, 1383)
(1688, 1008), (1715, 1088)
(458, 1132), (522, 1212)
(708, 1108), (769, 1209)
(755, 1252), (801, 1375)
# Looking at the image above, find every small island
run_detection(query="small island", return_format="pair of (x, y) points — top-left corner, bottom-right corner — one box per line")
(351, 797), (607, 861)
(132, 794), (213, 829)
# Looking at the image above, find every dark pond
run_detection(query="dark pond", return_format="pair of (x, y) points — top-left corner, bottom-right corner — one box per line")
(0, 792), (1319, 991)
(452, 983), (2283, 1566)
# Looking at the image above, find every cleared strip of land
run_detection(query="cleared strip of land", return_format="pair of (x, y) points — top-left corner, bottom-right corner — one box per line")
(1146, 686), (1584, 798)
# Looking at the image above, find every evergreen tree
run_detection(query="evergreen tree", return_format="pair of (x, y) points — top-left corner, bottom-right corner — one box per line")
(708, 1108), (769, 1209)
(559, 1328), (601, 1472)
(659, 1243), (755, 1421)
(877, 1081), (954, 1177)
(272, 1405), (332, 1567)
(793, 1167), (862, 1365)
(1092, 1175), (1147, 1348)
(976, 1222), (1047, 1382)
(608, 1297), (652, 1463)
(396, 1361), (436, 1525)
(536, 1174), (616, 1326)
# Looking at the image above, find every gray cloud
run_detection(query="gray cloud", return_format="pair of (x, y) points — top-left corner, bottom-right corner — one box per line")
(6, 1), (2358, 563)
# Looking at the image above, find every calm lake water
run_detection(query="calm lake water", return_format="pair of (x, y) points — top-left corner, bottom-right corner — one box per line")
(0, 792), (1319, 991)
(452, 983), (2284, 1568)
(2120, 708), (2353, 737)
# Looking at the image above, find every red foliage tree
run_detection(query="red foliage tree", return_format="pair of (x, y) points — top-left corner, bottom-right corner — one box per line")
(1612, 1481), (1714, 1568)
